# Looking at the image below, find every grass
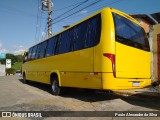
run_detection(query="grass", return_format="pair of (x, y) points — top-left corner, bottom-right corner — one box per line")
(12, 62), (23, 70)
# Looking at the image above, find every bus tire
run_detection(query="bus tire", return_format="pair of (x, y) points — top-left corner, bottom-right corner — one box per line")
(23, 73), (29, 84)
(51, 76), (61, 96)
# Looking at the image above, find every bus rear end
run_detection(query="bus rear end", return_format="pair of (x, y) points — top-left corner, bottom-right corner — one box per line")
(102, 8), (151, 90)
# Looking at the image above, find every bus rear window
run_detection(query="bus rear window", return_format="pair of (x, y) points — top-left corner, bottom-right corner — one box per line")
(112, 13), (150, 51)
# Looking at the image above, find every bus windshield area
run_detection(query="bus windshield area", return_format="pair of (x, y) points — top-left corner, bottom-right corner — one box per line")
(112, 12), (150, 52)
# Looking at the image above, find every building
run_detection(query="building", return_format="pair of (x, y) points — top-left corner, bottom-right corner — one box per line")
(0, 54), (6, 76)
(0, 64), (5, 76)
(152, 24), (160, 81)
(131, 14), (160, 83)
(151, 12), (160, 82)
(130, 14), (156, 35)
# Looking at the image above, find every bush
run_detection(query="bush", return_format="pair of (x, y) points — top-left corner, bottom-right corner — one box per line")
(6, 68), (16, 75)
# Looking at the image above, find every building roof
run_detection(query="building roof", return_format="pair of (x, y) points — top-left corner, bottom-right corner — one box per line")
(130, 14), (157, 25)
(151, 12), (160, 24)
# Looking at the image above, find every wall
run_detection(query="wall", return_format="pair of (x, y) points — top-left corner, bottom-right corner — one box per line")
(152, 24), (160, 81)
(157, 34), (160, 80)
(139, 19), (150, 33)
(0, 64), (5, 76)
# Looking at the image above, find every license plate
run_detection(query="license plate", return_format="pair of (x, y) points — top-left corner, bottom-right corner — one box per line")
(132, 82), (140, 87)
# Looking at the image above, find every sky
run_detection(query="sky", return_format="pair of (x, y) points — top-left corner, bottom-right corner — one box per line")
(0, 0), (159, 55)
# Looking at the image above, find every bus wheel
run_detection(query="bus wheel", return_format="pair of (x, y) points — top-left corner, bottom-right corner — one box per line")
(51, 76), (61, 96)
(23, 74), (29, 84)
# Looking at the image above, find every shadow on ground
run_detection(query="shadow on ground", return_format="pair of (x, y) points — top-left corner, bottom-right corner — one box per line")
(19, 79), (118, 102)
(120, 92), (160, 110)
(19, 79), (160, 110)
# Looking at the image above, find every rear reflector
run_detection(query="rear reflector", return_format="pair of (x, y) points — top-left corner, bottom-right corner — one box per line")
(103, 53), (116, 77)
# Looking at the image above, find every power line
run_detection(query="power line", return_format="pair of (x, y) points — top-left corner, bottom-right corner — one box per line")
(41, 22), (48, 41)
(89, 0), (122, 13)
(41, 0), (122, 39)
(41, 0), (89, 40)
(53, 0), (122, 25)
(54, 1), (88, 12)
(40, 1), (88, 16)
(52, 0), (103, 25)
(73, 0), (122, 18)
(35, 0), (47, 43)
(53, 0), (89, 22)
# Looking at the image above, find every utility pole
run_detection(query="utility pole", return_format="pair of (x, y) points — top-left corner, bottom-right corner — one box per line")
(47, 0), (52, 37)
(42, 0), (53, 37)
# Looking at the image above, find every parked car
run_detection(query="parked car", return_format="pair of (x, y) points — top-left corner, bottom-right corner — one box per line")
(16, 70), (21, 76)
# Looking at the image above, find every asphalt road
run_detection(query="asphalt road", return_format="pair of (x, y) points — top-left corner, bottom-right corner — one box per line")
(0, 75), (160, 120)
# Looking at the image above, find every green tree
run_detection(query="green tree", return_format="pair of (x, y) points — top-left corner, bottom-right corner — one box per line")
(16, 55), (23, 62)
(1, 53), (17, 65)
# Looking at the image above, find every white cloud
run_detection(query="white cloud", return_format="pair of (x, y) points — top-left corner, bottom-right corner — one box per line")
(12, 45), (27, 55)
(0, 49), (8, 53)
(0, 41), (27, 55)
(14, 49), (26, 55)
(79, 10), (88, 14)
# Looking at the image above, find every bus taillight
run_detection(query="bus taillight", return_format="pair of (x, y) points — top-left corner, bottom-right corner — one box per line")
(103, 53), (116, 77)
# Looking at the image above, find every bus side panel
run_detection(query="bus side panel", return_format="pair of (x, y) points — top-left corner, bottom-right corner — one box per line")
(58, 48), (101, 89)
(60, 72), (102, 89)
(23, 47), (102, 89)
(23, 62), (38, 82)
(23, 59), (50, 84)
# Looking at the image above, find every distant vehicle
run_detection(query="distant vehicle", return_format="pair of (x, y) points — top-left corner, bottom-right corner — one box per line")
(16, 70), (21, 76)
(22, 8), (151, 95)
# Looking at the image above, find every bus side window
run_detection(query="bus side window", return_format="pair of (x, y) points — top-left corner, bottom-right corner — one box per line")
(67, 29), (74, 52)
(28, 47), (33, 60)
(39, 41), (47, 58)
(58, 31), (67, 54)
(31, 46), (37, 60)
(46, 37), (57, 57)
(73, 21), (88, 51)
(35, 44), (41, 59)
(43, 41), (48, 57)
(86, 14), (101, 47)
(59, 30), (73, 54)
(55, 35), (61, 55)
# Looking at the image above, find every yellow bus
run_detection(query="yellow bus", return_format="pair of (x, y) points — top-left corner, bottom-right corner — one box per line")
(22, 8), (151, 95)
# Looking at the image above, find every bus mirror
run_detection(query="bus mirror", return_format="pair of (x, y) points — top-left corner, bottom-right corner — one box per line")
(22, 52), (26, 56)
(22, 52), (28, 56)
(22, 51), (28, 63)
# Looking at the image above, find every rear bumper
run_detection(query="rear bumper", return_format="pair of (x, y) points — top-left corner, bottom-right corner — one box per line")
(102, 73), (151, 90)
